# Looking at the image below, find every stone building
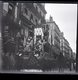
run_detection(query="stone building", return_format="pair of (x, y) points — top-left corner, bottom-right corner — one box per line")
(46, 16), (61, 54)
(60, 32), (70, 57)
(1, 2), (47, 70)
(2, 2), (47, 53)
(20, 3), (47, 46)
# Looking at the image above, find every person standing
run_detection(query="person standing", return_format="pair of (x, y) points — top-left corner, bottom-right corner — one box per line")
(58, 52), (64, 72)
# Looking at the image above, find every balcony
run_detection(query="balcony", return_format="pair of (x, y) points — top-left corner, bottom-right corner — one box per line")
(54, 28), (60, 37)
(54, 35), (60, 43)
(54, 41), (60, 50)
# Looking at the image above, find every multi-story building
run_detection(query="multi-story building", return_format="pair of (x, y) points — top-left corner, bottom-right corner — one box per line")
(69, 49), (76, 70)
(46, 16), (60, 52)
(60, 32), (64, 54)
(1, 2), (47, 69)
(2, 2), (47, 59)
(21, 3), (46, 32)
(21, 3), (47, 44)
(2, 2), (47, 47)
(72, 52), (76, 61)
(60, 31), (76, 69)
(68, 46), (73, 59)
(60, 32), (70, 58)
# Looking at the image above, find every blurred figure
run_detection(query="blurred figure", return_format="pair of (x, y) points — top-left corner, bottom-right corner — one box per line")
(3, 36), (16, 71)
(43, 40), (50, 54)
(58, 52), (64, 72)
(8, 37), (16, 70)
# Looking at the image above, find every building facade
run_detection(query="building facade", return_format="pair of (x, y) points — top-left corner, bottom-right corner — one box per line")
(21, 3), (47, 45)
(1, 2), (47, 70)
(46, 16), (60, 53)
(60, 32), (70, 57)
(2, 2), (47, 58)
(68, 46), (73, 59)
(60, 32), (64, 55)
(71, 52), (76, 61)
(60, 31), (76, 69)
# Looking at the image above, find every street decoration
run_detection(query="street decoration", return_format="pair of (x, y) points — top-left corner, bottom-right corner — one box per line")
(34, 28), (43, 59)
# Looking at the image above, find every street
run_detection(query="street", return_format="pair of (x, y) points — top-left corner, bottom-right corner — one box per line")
(0, 2), (76, 73)
(1, 69), (77, 74)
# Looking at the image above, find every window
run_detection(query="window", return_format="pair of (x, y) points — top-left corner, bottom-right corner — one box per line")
(40, 11), (43, 17)
(40, 11), (41, 16)
(36, 6), (38, 11)
(8, 4), (13, 15)
(46, 25), (49, 31)
(15, 6), (17, 18)
(25, 28), (28, 38)
(38, 7), (40, 13)
(35, 19), (37, 24)
(33, 3), (36, 8)
(9, 3), (16, 7)
(0, 32), (1, 38)
(16, 3), (18, 6)
(9, 5), (12, 10)
(43, 15), (45, 19)
(19, 20), (21, 25)
(4, 26), (8, 31)
(3, 3), (8, 12)
(21, 29), (24, 35)
(30, 14), (33, 20)
(25, 8), (28, 15)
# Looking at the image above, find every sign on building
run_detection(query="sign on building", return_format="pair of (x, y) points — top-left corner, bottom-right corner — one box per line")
(34, 28), (43, 43)
(34, 28), (44, 58)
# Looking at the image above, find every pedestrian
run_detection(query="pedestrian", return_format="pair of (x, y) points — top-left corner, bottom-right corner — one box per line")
(58, 52), (64, 72)
(69, 60), (72, 71)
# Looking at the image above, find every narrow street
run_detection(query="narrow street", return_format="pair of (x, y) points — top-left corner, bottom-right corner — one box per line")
(0, 2), (77, 73)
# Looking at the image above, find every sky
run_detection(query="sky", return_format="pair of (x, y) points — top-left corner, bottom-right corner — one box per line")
(45, 4), (77, 53)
